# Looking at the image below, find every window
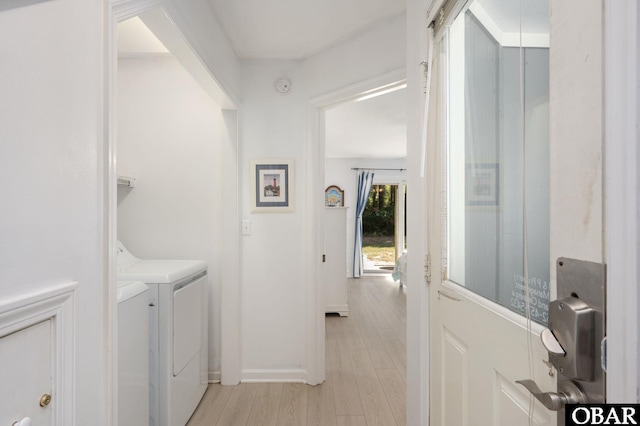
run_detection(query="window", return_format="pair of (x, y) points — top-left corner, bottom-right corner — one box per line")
(444, 0), (550, 324)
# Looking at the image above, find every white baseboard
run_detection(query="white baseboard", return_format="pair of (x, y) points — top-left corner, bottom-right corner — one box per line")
(325, 304), (349, 316)
(241, 369), (308, 383)
(208, 370), (221, 383)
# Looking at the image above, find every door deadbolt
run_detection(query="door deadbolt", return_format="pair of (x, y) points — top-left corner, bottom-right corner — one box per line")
(547, 296), (595, 381)
(516, 258), (605, 423)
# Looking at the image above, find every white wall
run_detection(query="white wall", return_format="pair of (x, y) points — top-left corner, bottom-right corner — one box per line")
(325, 158), (406, 276)
(0, 0), (108, 424)
(237, 13), (407, 380)
(239, 59), (309, 377)
(117, 55), (224, 376)
(304, 12), (407, 98)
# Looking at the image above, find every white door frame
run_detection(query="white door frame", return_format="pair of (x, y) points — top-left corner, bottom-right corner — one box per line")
(395, 182), (407, 260)
(604, 0), (639, 403)
(105, 1), (241, 420)
(405, 0), (438, 423)
(306, 69), (406, 385)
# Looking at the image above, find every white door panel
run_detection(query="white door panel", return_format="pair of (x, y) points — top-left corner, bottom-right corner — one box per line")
(173, 277), (204, 376)
(432, 287), (555, 425)
(0, 320), (52, 426)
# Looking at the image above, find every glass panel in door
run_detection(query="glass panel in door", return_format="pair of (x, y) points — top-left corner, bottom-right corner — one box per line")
(446, 0), (550, 324)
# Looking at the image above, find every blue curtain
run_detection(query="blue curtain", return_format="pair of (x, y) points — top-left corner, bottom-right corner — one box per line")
(353, 170), (375, 277)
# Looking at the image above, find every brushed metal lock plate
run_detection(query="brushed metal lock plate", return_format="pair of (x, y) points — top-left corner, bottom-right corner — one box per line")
(556, 258), (606, 425)
(514, 258), (606, 425)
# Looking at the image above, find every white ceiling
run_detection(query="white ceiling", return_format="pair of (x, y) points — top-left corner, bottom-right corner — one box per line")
(208, 0), (406, 59)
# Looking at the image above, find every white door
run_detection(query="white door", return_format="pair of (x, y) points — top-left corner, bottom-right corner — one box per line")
(428, 0), (604, 424)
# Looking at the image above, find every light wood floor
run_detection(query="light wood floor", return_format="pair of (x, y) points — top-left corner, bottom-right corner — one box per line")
(187, 274), (407, 426)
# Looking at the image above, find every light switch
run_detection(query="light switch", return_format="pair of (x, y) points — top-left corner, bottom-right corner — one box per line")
(242, 219), (251, 236)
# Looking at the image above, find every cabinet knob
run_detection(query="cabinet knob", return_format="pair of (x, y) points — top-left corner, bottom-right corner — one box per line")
(12, 417), (32, 426)
(39, 393), (52, 407)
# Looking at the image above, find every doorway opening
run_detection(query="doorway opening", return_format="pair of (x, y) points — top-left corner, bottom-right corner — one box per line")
(362, 184), (406, 275)
(107, 3), (241, 422)
(308, 69), (407, 385)
(323, 82), (407, 280)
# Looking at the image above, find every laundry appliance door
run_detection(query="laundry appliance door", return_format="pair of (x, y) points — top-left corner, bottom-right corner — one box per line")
(173, 274), (204, 376)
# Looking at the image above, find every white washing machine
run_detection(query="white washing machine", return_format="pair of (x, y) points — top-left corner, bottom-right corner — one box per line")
(117, 280), (149, 426)
(117, 241), (208, 426)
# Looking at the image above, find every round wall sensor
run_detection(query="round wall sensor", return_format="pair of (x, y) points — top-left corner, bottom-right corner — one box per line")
(275, 78), (292, 94)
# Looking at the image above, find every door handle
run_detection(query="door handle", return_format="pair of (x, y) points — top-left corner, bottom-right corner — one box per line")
(516, 379), (587, 411)
(516, 380), (565, 410)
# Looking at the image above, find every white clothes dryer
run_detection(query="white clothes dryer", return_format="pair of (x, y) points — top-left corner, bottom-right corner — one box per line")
(117, 241), (208, 426)
(117, 280), (149, 426)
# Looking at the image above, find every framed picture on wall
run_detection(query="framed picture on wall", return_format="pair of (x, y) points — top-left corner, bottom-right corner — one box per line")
(325, 185), (344, 207)
(250, 159), (294, 212)
(466, 163), (499, 206)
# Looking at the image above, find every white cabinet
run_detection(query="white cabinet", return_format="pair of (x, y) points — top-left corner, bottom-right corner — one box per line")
(0, 320), (52, 426)
(0, 282), (76, 426)
(324, 207), (349, 316)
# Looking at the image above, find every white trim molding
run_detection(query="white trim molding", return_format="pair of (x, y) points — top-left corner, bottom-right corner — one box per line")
(406, 0), (431, 424)
(111, 0), (161, 21)
(0, 281), (78, 426)
(325, 304), (349, 317)
(241, 369), (309, 383)
(208, 370), (221, 383)
(604, 0), (639, 403)
(219, 108), (241, 385)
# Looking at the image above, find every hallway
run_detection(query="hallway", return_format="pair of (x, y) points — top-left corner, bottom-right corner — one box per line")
(187, 275), (407, 426)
